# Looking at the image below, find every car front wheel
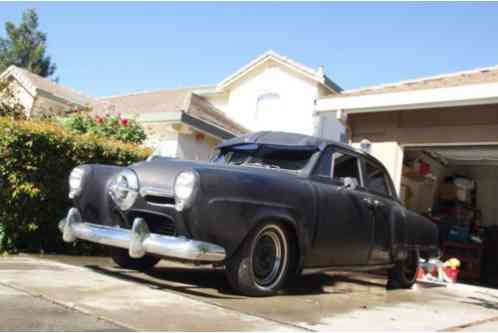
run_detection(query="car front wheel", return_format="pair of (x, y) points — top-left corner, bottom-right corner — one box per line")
(225, 223), (294, 296)
(387, 249), (419, 289)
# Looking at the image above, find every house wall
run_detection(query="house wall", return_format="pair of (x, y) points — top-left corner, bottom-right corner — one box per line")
(220, 62), (325, 136)
(176, 132), (219, 161)
(4, 79), (35, 116)
(348, 103), (498, 192)
(313, 110), (346, 142)
(32, 94), (73, 117)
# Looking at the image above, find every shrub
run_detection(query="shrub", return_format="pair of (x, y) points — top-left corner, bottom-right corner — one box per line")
(0, 117), (151, 254)
(62, 110), (147, 144)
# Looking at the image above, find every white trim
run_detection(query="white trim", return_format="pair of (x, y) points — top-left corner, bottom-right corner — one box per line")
(216, 50), (340, 93)
(316, 82), (498, 114)
(402, 142), (498, 148)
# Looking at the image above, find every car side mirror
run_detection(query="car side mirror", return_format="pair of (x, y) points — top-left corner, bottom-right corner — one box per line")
(340, 177), (359, 190)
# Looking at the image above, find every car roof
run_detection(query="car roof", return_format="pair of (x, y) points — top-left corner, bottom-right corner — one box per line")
(217, 131), (362, 152)
(217, 131), (388, 170)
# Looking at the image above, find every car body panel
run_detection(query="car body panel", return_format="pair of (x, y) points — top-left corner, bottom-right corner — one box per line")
(68, 131), (439, 273)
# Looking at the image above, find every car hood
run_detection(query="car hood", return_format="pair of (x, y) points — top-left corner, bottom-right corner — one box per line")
(130, 158), (301, 193)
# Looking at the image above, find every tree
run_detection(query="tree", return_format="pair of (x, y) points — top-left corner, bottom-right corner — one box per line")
(0, 9), (56, 78)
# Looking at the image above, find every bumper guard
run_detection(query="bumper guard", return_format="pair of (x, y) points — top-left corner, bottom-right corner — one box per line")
(58, 208), (226, 262)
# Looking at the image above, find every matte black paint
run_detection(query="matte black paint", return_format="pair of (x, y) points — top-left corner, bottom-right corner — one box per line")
(71, 132), (439, 273)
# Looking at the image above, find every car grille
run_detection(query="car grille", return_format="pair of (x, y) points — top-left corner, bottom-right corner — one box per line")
(144, 195), (175, 206)
(127, 210), (176, 236)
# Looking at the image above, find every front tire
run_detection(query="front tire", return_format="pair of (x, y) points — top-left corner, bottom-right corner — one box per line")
(388, 249), (419, 289)
(225, 223), (294, 296)
(110, 248), (160, 271)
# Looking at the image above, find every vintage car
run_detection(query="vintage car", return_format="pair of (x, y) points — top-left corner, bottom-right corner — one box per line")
(59, 131), (439, 296)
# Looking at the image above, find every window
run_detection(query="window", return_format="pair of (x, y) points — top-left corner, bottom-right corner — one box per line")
(365, 161), (390, 196)
(314, 149), (361, 185)
(331, 152), (360, 184)
(212, 144), (315, 171)
(255, 93), (281, 130)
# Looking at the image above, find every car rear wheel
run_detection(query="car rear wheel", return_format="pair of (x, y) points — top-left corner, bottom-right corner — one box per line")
(225, 223), (294, 296)
(110, 247), (160, 271)
(388, 249), (419, 289)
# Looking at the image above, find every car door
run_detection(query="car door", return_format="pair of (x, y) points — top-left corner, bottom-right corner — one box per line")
(310, 147), (375, 267)
(361, 158), (398, 264)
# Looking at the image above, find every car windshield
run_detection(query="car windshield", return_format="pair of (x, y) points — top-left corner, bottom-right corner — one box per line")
(211, 143), (317, 171)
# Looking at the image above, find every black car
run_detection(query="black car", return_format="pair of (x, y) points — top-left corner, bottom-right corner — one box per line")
(59, 131), (439, 296)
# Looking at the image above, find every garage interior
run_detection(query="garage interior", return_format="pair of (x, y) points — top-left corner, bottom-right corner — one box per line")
(401, 145), (498, 286)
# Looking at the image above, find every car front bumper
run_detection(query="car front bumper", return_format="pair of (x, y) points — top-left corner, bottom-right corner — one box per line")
(58, 208), (226, 262)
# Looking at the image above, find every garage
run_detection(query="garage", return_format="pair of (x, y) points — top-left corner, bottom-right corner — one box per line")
(401, 145), (498, 285)
(315, 65), (498, 287)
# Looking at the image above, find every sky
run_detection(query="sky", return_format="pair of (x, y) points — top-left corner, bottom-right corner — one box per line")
(1, 2), (498, 98)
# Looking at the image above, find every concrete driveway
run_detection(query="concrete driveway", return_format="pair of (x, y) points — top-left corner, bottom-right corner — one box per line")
(1, 254), (498, 331)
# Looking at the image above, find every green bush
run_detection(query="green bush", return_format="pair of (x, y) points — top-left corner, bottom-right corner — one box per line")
(0, 117), (151, 254)
(62, 110), (147, 144)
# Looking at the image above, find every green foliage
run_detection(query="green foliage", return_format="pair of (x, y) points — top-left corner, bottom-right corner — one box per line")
(62, 110), (147, 144)
(0, 9), (56, 78)
(0, 117), (151, 254)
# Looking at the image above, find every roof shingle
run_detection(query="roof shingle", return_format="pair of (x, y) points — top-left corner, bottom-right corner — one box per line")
(337, 65), (498, 97)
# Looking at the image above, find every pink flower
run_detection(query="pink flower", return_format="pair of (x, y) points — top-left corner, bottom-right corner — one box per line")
(120, 118), (129, 126)
(96, 116), (103, 124)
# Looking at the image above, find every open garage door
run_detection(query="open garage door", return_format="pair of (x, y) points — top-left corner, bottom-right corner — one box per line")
(401, 145), (498, 287)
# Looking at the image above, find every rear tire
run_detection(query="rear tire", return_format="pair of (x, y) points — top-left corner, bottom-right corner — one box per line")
(225, 223), (294, 296)
(110, 248), (160, 271)
(387, 249), (419, 289)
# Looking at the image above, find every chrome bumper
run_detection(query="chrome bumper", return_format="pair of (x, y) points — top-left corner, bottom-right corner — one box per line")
(58, 208), (226, 262)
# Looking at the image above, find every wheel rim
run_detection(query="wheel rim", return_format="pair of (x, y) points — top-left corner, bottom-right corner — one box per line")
(252, 226), (287, 288)
(402, 251), (418, 281)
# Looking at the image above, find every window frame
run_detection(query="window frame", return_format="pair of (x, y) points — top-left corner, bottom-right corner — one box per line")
(312, 146), (365, 188)
(360, 157), (397, 200)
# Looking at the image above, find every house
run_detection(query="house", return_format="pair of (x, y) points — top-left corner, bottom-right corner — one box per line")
(95, 50), (344, 159)
(1, 50), (347, 161)
(95, 88), (248, 160)
(0, 65), (94, 118)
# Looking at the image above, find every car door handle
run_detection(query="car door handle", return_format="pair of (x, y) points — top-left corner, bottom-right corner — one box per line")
(363, 198), (384, 208)
(363, 197), (375, 208)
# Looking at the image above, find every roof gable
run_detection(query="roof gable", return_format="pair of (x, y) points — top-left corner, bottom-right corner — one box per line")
(217, 50), (342, 93)
(0, 65), (94, 107)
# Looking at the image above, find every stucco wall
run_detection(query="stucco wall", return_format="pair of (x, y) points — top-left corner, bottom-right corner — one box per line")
(4, 79), (34, 116)
(176, 132), (219, 161)
(313, 110), (346, 142)
(32, 94), (73, 117)
(222, 63), (320, 135)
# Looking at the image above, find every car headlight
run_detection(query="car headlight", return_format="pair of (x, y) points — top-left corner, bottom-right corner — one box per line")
(69, 166), (89, 199)
(109, 169), (139, 211)
(174, 170), (198, 211)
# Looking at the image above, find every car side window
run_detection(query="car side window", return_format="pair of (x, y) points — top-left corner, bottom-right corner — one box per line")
(331, 152), (361, 185)
(365, 161), (391, 197)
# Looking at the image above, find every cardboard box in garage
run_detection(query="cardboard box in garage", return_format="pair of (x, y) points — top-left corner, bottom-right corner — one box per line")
(402, 175), (435, 213)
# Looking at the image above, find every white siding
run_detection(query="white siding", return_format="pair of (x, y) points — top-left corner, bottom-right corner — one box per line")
(221, 63), (320, 135)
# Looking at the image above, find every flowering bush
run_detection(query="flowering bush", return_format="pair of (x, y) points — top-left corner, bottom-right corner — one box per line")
(63, 110), (146, 144)
(0, 117), (151, 254)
